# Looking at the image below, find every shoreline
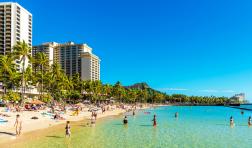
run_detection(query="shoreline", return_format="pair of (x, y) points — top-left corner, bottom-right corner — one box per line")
(0, 108), (125, 143)
(0, 105), (150, 145)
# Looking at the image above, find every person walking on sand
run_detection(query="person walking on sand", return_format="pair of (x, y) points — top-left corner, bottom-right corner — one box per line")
(14, 114), (22, 136)
(152, 114), (157, 127)
(65, 121), (71, 137)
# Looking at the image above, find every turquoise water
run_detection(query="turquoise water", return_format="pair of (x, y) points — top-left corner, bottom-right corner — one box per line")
(9, 106), (252, 148)
(95, 106), (252, 148)
(240, 104), (252, 110)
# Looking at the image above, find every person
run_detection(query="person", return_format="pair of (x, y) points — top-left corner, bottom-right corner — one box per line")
(248, 116), (252, 126)
(65, 121), (71, 137)
(91, 116), (96, 127)
(123, 116), (128, 125)
(133, 110), (135, 116)
(175, 112), (179, 118)
(94, 111), (97, 120)
(230, 116), (235, 127)
(241, 111), (244, 115)
(152, 114), (157, 127)
(14, 114), (22, 136)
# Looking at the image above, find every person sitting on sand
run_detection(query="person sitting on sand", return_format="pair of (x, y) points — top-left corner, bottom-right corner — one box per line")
(230, 116), (235, 126)
(65, 121), (71, 137)
(14, 114), (22, 136)
(152, 114), (157, 127)
(175, 112), (179, 118)
(123, 116), (128, 125)
(248, 116), (252, 126)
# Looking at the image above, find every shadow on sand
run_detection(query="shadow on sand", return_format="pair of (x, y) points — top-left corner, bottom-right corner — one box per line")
(0, 131), (16, 136)
(46, 135), (63, 138)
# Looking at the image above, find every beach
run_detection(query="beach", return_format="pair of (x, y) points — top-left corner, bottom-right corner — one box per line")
(1, 106), (252, 148)
(0, 104), (145, 145)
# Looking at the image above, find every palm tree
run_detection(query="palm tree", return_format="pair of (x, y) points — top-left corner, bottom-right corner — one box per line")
(0, 54), (16, 94)
(34, 52), (49, 99)
(13, 41), (31, 103)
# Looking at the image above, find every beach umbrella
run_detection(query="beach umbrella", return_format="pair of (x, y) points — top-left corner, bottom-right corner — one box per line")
(89, 107), (99, 111)
(83, 100), (90, 103)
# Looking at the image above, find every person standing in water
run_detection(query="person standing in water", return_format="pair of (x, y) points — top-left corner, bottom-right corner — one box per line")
(230, 116), (235, 127)
(123, 116), (128, 125)
(133, 110), (135, 116)
(248, 116), (252, 126)
(65, 121), (71, 137)
(175, 112), (179, 118)
(14, 114), (22, 136)
(152, 114), (157, 127)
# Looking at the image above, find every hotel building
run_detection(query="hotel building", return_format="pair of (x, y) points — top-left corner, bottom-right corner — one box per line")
(0, 2), (32, 71)
(32, 42), (100, 81)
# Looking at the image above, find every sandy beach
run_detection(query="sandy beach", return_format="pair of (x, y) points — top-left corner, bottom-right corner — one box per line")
(0, 104), (150, 146)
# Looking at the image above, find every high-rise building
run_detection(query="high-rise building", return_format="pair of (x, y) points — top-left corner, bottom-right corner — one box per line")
(32, 42), (57, 73)
(0, 2), (32, 71)
(32, 42), (101, 81)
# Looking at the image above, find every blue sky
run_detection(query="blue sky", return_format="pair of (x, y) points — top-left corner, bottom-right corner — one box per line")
(7, 0), (252, 100)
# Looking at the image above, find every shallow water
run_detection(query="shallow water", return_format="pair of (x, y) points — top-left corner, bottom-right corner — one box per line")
(4, 106), (252, 148)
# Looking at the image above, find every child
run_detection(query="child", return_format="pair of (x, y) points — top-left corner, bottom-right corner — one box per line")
(65, 121), (71, 137)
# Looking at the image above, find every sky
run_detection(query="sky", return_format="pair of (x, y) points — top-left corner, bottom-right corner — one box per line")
(5, 0), (252, 100)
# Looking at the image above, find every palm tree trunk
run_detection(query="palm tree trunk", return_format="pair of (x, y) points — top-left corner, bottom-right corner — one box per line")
(21, 57), (25, 104)
(41, 65), (43, 100)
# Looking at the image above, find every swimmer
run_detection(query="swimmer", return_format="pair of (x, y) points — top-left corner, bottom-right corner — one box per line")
(152, 114), (157, 127)
(241, 111), (244, 115)
(175, 112), (179, 118)
(123, 116), (128, 125)
(248, 116), (252, 126)
(230, 116), (235, 127)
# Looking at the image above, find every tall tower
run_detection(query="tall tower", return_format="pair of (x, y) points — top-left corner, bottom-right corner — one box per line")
(0, 2), (32, 71)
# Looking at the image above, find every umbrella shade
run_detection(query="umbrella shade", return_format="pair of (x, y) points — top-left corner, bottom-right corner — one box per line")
(29, 100), (45, 105)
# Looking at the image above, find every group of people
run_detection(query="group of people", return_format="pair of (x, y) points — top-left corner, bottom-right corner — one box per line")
(230, 115), (252, 127)
(123, 111), (179, 127)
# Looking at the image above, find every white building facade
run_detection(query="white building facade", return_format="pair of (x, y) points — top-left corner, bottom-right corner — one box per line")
(33, 42), (101, 81)
(0, 2), (32, 71)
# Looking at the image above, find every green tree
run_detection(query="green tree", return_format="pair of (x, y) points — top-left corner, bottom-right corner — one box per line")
(13, 41), (31, 103)
(0, 54), (16, 94)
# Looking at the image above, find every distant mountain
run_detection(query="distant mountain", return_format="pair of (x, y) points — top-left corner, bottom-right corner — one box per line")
(124, 82), (150, 90)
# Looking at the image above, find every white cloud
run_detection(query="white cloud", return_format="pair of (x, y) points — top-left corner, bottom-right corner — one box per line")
(199, 89), (236, 93)
(199, 89), (219, 93)
(157, 88), (188, 91)
(221, 90), (236, 93)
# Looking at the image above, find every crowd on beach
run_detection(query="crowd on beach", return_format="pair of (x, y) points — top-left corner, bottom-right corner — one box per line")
(0, 100), (147, 138)
(2, 101), (252, 141)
